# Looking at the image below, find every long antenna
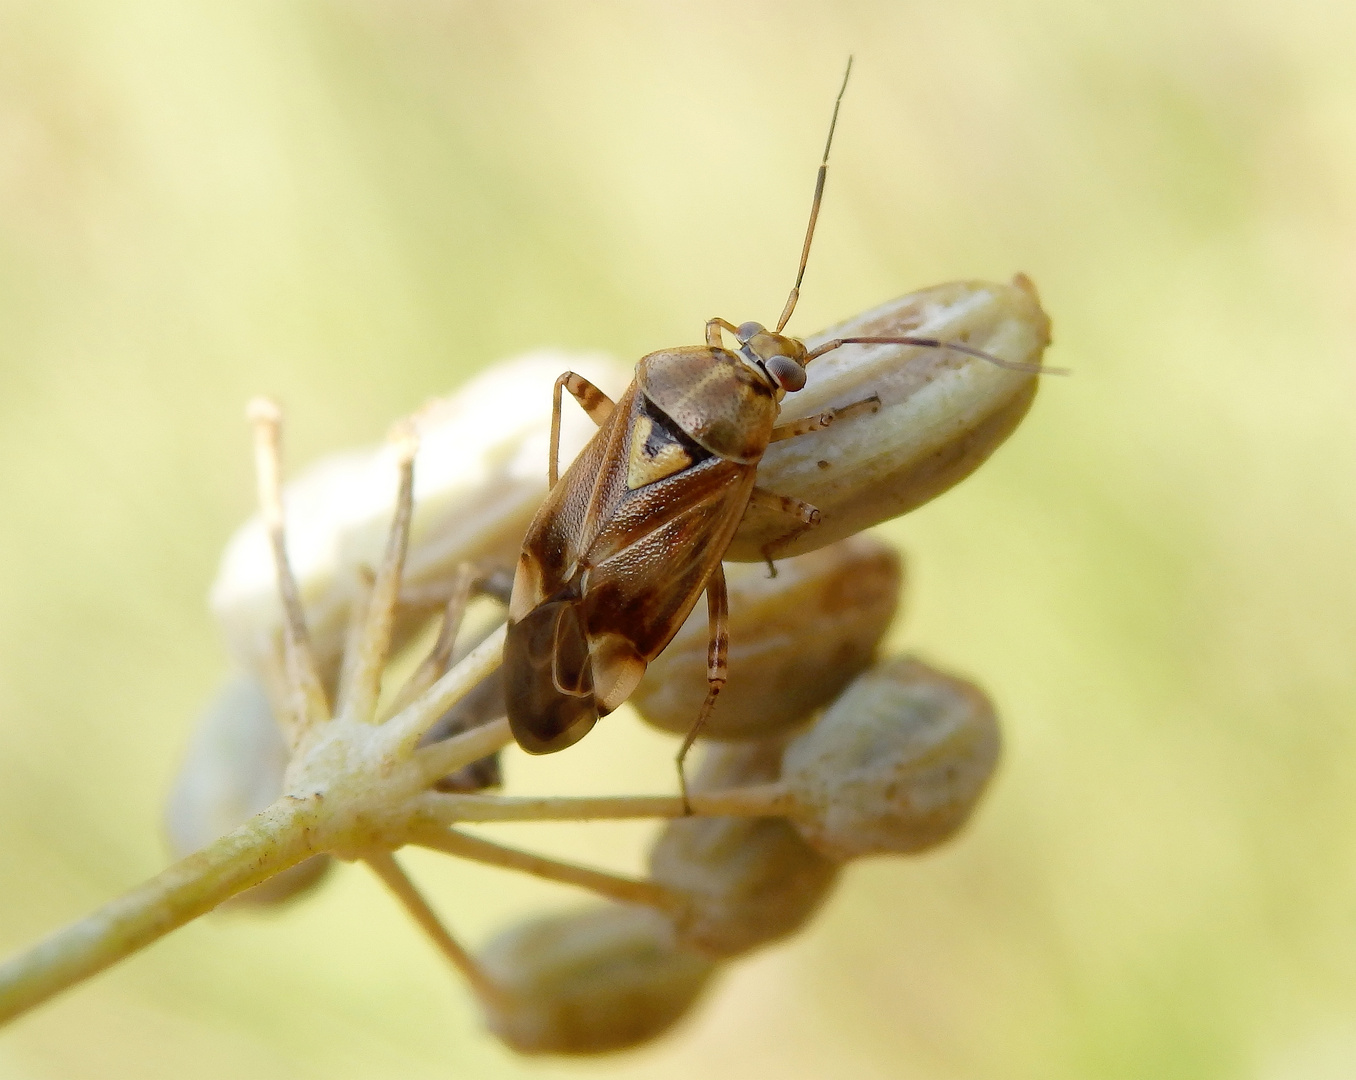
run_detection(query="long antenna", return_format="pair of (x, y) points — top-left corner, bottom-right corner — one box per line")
(774, 56), (853, 334)
(804, 335), (1070, 375)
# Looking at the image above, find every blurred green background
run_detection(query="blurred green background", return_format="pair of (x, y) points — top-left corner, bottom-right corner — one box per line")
(2, 1), (1355, 1077)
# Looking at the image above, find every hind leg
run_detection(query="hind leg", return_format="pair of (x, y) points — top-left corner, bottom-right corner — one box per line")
(675, 564), (729, 812)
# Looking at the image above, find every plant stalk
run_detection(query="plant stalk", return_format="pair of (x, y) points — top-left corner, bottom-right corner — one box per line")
(0, 794), (320, 1026)
(420, 782), (796, 823)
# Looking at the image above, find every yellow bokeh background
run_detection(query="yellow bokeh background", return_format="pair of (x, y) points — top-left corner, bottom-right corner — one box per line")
(2, 2), (1355, 1077)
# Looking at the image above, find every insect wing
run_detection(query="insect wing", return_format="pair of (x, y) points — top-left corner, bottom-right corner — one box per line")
(584, 465), (751, 659)
(578, 394), (755, 664)
(503, 598), (598, 754)
(506, 384), (754, 748)
(508, 400), (623, 623)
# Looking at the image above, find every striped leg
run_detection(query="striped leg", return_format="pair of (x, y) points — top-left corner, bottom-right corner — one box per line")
(747, 487), (821, 577)
(768, 393), (881, 442)
(675, 564), (728, 812)
(705, 317), (741, 348)
(550, 372), (616, 488)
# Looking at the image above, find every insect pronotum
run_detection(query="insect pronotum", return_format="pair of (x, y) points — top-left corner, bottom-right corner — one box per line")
(503, 59), (1046, 804)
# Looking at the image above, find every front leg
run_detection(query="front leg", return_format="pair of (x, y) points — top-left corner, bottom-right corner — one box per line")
(768, 393), (881, 443)
(746, 488), (821, 577)
(705, 318), (741, 348)
(550, 372), (616, 488)
(675, 564), (728, 812)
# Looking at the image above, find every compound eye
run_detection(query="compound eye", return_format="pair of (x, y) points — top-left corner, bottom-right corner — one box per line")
(736, 321), (764, 342)
(766, 354), (807, 392)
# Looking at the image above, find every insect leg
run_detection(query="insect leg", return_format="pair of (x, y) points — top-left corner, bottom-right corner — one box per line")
(550, 372), (617, 488)
(746, 488), (821, 577)
(705, 317), (741, 348)
(768, 393), (882, 443)
(675, 564), (729, 813)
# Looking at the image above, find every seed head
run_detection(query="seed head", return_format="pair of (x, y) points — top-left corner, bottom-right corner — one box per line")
(649, 743), (839, 957)
(633, 536), (902, 740)
(781, 656), (1002, 861)
(728, 276), (1051, 561)
(1, 280), (1049, 1046)
(478, 904), (717, 1055)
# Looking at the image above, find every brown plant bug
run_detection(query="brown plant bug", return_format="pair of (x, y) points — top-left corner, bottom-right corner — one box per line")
(503, 59), (1046, 804)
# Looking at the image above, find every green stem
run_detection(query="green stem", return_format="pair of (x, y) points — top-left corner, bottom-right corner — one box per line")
(0, 795), (320, 1027)
(419, 782), (796, 823)
(382, 623), (507, 756)
(408, 823), (689, 913)
(364, 850), (507, 1011)
(412, 716), (512, 786)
